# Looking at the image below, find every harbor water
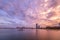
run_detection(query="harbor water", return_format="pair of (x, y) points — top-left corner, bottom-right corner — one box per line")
(0, 29), (60, 40)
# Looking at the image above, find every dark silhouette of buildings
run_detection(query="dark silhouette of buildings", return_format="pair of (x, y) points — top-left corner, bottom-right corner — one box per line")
(36, 24), (40, 29)
(59, 23), (60, 26)
(46, 23), (60, 29)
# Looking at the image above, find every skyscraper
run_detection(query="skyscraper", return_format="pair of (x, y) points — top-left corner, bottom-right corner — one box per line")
(58, 23), (60, 27)
(36, 24), (40, 29)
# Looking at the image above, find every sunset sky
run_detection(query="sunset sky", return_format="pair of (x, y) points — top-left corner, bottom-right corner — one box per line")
(0, 0), (60, 28)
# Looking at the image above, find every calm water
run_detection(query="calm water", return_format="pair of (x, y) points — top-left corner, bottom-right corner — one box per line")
(0, 29), (60, 40)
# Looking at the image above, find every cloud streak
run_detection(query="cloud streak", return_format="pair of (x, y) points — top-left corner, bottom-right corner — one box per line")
(0, 0), (60, 27)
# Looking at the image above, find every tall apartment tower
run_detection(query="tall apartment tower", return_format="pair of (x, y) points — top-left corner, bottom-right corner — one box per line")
(59, 23), (60, 26)
(36, 24), (40, 29)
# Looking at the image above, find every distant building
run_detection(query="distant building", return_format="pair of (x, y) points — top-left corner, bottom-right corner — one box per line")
(46, 23), (60, 29)
(58, 23), (60, 27)
(36, 24), (40, 29)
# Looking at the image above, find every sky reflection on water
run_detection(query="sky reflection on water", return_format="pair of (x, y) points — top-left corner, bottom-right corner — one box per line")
(0, 29), (60, 40)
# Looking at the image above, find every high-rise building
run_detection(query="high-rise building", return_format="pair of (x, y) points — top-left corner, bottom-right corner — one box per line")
(58, 23), (60, 26)
(36, 24), (40, 29)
